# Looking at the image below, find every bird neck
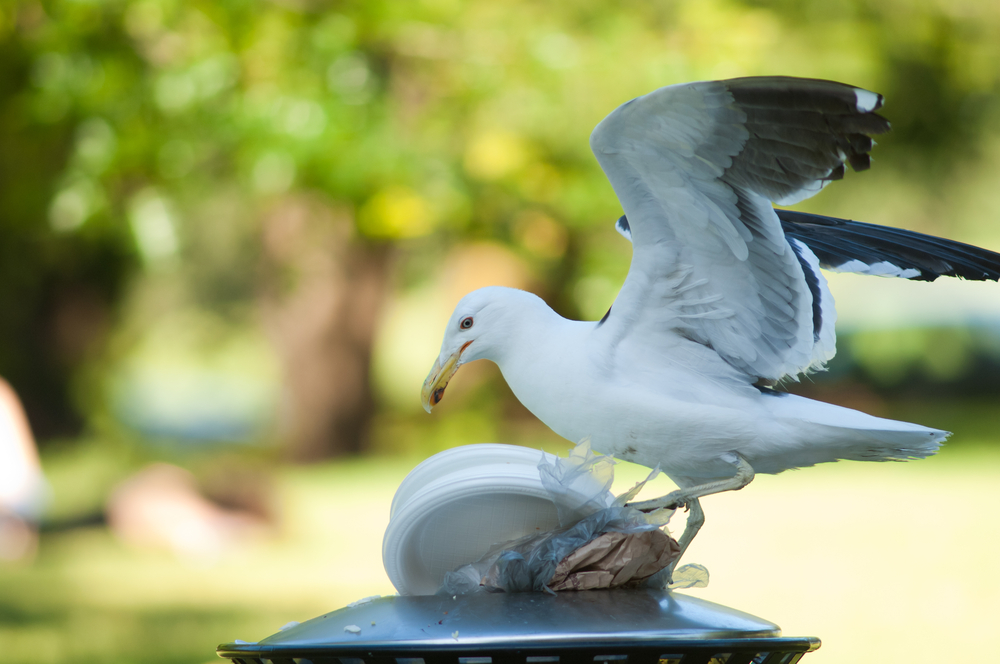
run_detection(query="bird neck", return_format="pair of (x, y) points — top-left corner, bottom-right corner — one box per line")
(489, 295), (591, 384)
(486, 293), (555, 358)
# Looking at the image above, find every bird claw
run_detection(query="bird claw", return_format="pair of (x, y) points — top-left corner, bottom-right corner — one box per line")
(655, 500), (686, 512)
(627, 489), (689, 513)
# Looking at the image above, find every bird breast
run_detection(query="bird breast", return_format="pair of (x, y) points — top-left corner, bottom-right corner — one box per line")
(496, 322), (765, 476)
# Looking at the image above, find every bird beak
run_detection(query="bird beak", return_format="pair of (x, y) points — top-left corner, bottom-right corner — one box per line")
(421, 341), (472, 413)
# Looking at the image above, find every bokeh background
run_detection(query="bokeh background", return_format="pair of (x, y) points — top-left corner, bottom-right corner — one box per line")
(2, 0), (999, 662)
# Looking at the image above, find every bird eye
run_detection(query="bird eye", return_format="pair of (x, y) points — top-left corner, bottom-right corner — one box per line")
(460, 316), (474, 330)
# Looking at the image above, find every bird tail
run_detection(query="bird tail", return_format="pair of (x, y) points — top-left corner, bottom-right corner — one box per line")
(755, 393), (947, 474)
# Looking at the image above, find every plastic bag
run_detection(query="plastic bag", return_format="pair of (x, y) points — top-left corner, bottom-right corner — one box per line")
(441, 441), (704, 594)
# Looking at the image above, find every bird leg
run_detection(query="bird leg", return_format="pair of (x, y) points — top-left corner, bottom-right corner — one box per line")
(642, 498), (705, 589)
(628, 454), (755, 583)
(627, 453), (755, 512)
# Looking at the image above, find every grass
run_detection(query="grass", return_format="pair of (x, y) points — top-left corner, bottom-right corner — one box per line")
(2, 431), (998, 664)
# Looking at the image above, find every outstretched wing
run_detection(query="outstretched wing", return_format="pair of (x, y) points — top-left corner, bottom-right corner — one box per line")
(777, 209), (1000, 281)
(591, 76), (889, 381)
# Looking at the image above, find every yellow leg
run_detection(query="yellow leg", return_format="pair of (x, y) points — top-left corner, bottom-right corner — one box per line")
(628, 453), (755, 512)
(629, 454), (754, 586)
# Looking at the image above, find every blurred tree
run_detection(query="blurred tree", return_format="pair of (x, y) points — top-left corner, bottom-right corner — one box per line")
(0, 8), (136, 438)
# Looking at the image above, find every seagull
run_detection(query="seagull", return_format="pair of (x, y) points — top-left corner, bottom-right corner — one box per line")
(421, 76), (1000, 571)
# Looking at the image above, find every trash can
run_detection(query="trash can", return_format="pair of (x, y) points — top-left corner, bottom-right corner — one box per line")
(216, 588), (820, 664)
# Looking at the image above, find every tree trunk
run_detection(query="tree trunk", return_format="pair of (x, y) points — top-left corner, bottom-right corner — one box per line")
(258, 195), (389, 461)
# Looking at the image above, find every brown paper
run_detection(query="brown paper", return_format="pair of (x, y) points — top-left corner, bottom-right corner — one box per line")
(547, 529), (680, 591)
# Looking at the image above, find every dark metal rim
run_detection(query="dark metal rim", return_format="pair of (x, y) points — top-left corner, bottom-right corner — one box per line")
(217, 636), (822, 660)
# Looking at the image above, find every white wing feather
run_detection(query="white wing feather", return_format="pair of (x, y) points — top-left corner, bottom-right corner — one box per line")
(591, 78), (886, 381)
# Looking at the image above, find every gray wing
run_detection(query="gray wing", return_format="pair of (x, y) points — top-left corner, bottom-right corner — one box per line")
(591, 76), (888, 381)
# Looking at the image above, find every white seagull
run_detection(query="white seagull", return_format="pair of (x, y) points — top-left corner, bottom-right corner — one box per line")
(421, 77), (1000, 568)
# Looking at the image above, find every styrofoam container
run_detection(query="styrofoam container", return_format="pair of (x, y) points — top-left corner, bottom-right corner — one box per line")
(382, 444), (611, 596)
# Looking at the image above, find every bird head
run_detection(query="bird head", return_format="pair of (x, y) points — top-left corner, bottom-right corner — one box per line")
(420, 286), (524, 413)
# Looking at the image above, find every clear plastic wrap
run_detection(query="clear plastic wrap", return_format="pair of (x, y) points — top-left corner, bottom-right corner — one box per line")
(441, 442), (708, 594)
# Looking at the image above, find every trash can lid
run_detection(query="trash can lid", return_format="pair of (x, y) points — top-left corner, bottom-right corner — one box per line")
(218, 589), (821, 662)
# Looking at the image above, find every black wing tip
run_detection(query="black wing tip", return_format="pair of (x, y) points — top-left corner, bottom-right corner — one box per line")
(723, 76), (885, 113)
(615, 214), (632, 242)
(847, 152), (871, 172)
(719, 76), (889, 202)
(778, 209), (1000, 282)
(754, 383), (788, 397)
(788, 237), (824, 342)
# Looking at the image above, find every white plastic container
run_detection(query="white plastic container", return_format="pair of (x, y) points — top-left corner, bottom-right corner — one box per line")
(382, 444), (611, 595)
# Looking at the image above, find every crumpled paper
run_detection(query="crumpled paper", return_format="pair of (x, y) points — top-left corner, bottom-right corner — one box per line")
(441, 441), (707, 594)
(548, 529), (680, 590)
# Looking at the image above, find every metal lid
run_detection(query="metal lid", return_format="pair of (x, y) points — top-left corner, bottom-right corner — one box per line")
(217, 589), (821, 662)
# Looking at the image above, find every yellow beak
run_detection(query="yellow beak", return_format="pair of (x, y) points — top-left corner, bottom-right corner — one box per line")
(421, 342), (471, 413)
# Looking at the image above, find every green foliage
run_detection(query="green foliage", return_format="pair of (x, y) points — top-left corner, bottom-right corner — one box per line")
(2, 0), (1000, 442)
